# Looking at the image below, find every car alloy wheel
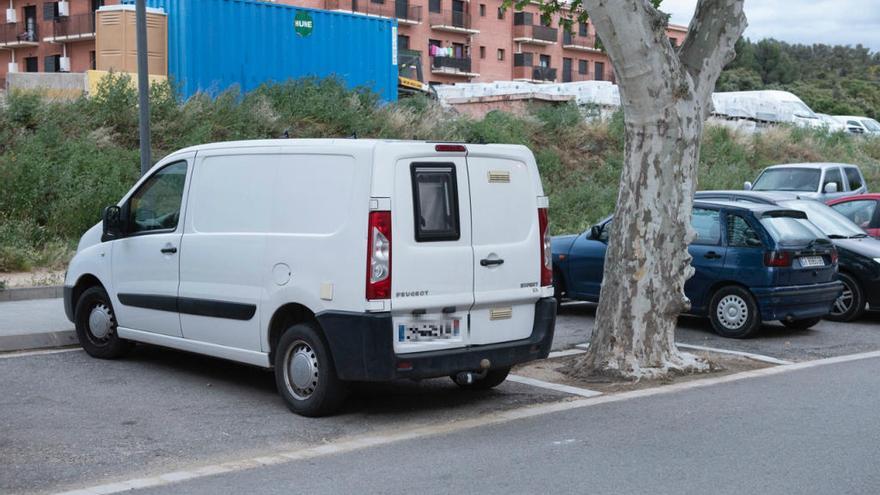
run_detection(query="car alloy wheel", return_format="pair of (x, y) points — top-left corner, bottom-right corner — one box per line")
(831, 285), (854, 317)
(717, 295), (749, 330)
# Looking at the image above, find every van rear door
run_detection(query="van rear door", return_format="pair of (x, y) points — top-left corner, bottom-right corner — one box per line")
(466, 153), (542, 345)
(392, 154), (474, 354)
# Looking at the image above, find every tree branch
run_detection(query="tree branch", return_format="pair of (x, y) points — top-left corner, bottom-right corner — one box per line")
(679, 0), (748, 107)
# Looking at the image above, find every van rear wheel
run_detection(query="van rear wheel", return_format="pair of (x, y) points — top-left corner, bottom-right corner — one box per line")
(274, 322), (347, 417)
(709, 286), (761, 339)
(452, 367), (511, 390)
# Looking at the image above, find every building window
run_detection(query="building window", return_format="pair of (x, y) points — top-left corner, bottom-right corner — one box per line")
(89, 50), (96, 70)
(452, 42), (464, 58)
(24, 57), (38, 72)
(43, 1), (60, 21)
(669, 37), (678, 47)
(513, 52), (532, 67)
(578, 22), (588, 36)
(371, 0), (384, 4)
(479, 3), (485, 16)
(398, 35), (410, 50)
(594, 61), (605, 80)
(513, 12), (532, 26)
(429, 0), (441, 13)
(479, 46), (486, 59)
(578, 59), (588, 75)
(44, 54), (61, 73)
(539, 54), (551, 68)
(497, 6), (505, 19)
(497, 48), (505, 61)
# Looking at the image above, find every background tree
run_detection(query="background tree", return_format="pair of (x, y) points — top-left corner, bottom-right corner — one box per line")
(517, 0), (748, 378)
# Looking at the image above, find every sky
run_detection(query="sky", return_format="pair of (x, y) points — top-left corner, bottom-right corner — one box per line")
(662, 0), (880, 52)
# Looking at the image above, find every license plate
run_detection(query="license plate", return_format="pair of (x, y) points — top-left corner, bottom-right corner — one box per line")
(800, 256), (825, 267)
(398, 318), (461, 343)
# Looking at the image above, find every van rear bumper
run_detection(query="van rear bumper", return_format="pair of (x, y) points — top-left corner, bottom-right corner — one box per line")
(751, 281), (843, 321)
(316, 298), (557, 381)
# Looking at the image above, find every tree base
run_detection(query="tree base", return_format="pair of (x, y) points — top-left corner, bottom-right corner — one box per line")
(565, 349), (713, 382)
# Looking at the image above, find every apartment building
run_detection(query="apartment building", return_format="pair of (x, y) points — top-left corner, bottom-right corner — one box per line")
(307, 0), (689, 86)
(0, 1), (121, 84)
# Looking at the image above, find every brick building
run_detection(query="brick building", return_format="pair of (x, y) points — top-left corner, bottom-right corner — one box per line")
(0, 0), (688, 89)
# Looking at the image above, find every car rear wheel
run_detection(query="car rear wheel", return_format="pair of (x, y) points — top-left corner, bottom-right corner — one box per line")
(274, 322), (347, 417)
(781, 317), (822, 330)
(74, 286), (132, 359)
(826, 272), (865, 322)
(452, 367), (511, 390)
(709, 286), (761, 339)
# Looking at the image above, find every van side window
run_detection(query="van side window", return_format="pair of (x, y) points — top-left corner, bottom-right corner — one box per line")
(128, 161), (188, 234)
(411, 163), (460, 242)
(845, 167), (863, 191)
(823, 168), (843, 190)
(726, 214), (762, 248)
(691, 208), (721, 245)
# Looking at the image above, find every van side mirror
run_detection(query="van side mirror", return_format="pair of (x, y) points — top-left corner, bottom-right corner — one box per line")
(824, 182), (839, 194)
(743, 181), (753, 191)
(101, 205), (125, 242)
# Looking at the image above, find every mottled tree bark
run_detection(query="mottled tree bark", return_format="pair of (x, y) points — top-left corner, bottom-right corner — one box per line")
(573, 0), (748, 379)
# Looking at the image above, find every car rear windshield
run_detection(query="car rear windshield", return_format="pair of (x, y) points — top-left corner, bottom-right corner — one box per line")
(752, 168), (820, 192)
(759, 216), (825, 246)
(779, 200), (866, 238)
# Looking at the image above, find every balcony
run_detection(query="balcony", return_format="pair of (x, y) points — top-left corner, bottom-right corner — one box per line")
(512, 65), (557, 83)
(431, 55), (477, 78)
(512, 24), (557, 45)
(325, 0), (422, 25)
(562, 32), (600, 52)
(45, 13), (96, 43)
(0, 23), (39, 48)
(429, 10), (478, 34)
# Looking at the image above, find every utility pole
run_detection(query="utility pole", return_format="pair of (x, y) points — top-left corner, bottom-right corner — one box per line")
(136, 0), (152, 176)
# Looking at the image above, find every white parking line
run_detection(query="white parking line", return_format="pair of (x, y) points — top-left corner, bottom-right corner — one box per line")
(547, 348), (587, 359)
(507, 374), (602, 398)
(574, 342), (792, 365)
(52, 349), (880, 495)
(0, 347), (81, 359)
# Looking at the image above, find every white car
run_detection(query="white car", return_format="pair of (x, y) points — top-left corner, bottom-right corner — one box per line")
(816, 113), (846, 133)
(63, 139), (557, 416)
(834, 115), (880, 136)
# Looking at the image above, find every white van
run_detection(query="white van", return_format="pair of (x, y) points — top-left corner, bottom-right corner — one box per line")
(63, 139), (557, 416)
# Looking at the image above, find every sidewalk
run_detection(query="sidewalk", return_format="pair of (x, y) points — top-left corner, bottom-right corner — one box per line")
(0, 298), (76, 352)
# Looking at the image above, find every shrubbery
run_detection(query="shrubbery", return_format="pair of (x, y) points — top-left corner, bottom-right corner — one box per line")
(1, 73), (879, 272)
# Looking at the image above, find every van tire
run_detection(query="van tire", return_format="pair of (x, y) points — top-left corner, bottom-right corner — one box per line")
(452, 367), (511, 390)
(708, 286), (761, 339)
(781, 317), (822, 330)
(274, 323), (347, 417)
(74, 286), (131, 359)
(825, 272), (865, 322)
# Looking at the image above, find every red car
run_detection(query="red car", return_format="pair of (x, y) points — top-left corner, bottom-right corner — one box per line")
(827, 194), (880, 239)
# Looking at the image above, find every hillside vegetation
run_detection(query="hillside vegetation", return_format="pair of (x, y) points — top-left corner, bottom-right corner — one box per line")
(1, 74), (880, 272)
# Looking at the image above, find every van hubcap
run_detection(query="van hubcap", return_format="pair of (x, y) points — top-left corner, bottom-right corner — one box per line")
(88, 304), (114, 340)
(285, 341), (319, 400)
(717, 295), (748, 330)
(831, 286), (854, 316)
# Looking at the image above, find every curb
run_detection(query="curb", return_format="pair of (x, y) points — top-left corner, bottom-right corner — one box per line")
(0, 329), (77, 353)
(0, 285), (64, 302)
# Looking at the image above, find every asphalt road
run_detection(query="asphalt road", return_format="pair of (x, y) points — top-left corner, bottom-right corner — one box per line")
(137, 355), (880, 495)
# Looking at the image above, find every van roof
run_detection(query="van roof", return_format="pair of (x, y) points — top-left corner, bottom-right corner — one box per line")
(764, 162), (858, 170)
(169, 138), (529, 156)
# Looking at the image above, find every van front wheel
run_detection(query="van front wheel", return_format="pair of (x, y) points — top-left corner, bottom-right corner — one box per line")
(274, 323), (347, 417)
(74, 286), (131, 359)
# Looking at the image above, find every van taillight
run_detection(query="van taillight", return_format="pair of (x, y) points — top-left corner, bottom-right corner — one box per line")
(539, 208), (552, 286)
(764, 250), (792, 268)
(366, 211), (392, 300)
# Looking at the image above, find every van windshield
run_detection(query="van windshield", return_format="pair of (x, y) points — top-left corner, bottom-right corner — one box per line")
(759, 216), (825, 246)
(861, 119), (880, 132)
(752, 168), (820, 192)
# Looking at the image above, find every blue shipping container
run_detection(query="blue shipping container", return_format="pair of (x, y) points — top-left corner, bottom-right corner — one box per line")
(131, 0), (398, 102)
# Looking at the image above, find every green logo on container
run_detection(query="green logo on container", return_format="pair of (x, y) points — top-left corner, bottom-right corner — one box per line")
(294, 11), (313, 37)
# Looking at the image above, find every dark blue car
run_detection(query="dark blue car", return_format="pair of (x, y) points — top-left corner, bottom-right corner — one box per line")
(552, 201), (844, 338)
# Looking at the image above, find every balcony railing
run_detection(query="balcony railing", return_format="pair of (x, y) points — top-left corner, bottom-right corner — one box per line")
(431, 55), (473, 75)
(562, 32), (599, 51)
(429, 10), (475, 32)
(47, 13), (96, 41)
(0, 23), (39, 46)
(513, 64), (556, 82)
(325, 0), (422, 23)
(513, 24), (557, 44)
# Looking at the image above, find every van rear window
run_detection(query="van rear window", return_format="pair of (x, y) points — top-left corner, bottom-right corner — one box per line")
(411, 164), (460, 242)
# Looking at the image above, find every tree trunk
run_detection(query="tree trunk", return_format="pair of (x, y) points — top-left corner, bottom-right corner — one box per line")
(569, 0), (747, 379)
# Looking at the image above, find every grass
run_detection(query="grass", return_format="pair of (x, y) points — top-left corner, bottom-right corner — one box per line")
(1, 73), (879, 272)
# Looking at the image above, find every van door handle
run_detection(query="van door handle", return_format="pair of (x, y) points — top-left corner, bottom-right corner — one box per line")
(480, 258), (504, 266)
(704, 251), (722, 260)
(161, 246), (178, 255)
